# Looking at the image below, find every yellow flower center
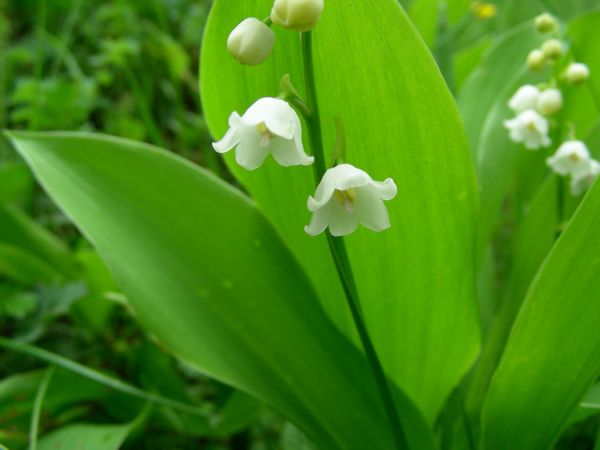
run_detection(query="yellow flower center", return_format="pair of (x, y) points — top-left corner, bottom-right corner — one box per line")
(526, 120), (538, 132)
(256, 123), (275, 147)
(569, 153), (581, 163)
(334, 188), (357, 212)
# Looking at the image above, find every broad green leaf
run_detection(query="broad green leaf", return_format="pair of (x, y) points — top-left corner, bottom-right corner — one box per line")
(7, 132), (434, 450)
(201, 0), (479, 423)
(37, 423), (134, 450)
(481, 173), (600, 450)
(466, 177), (557, 415)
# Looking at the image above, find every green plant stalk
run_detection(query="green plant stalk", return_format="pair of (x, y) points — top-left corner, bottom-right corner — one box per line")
(301, 31), (409, 450)
(0, 337), (211, 418)
(29, 366), (55, 450)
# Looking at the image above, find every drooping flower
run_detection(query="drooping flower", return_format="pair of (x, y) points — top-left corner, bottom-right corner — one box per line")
(546, 140), (591, 177)
(213, 97), (314, 170)
(271, 0), (324, 32)
(504, 110), (551, 150)
(227, 18), (275, 66)
(571, 159), (600, 196)
(565, 62), (590, 85)
(536, 88), (563, 116)
(304, 164), (397, 237)
(508, 85), (540, 114)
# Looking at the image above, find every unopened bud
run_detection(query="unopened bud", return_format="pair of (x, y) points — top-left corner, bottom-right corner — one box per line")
(227, 18), (275, 66)
(271, 0), (324, 32)
(535, 13), (558, 34)
(527, 49), (546, 72)
(541, 39), (564, 60)
(565, 63), (590, 85)
(537, 88), (563, 116)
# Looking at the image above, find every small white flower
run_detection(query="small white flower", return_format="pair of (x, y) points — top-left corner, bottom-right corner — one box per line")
(504, 110), (551, 150)
(271, 0), (324, 32)
(227, 18), (275, 66)
(536, 88), (563, 116)
(304, 164), (397, 237)
(571, 160), (600, 196)
(565, 63), (590, 85)
(508, 85), (540, 114)
(547, 140), (591, 177)
(213, 97), (314, 170)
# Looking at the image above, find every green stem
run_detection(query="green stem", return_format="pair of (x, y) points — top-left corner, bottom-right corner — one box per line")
(301, 31), (409, 450)
(29, 366), (55, 450)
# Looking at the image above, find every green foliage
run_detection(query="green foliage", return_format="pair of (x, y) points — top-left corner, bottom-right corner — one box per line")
(201, 0), (480, 424)
(3, 1), (600, 449)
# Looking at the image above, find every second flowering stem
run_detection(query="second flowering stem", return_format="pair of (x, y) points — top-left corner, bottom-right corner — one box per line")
(300, 31), (409, 450)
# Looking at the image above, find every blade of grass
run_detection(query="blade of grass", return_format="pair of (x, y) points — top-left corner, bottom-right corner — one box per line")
(0, 337), (211, 418)
(29, 366), (55, 450)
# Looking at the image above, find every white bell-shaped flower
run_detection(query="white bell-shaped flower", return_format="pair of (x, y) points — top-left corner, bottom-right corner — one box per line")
(304, 164), (397, 237)
(571, 159), (600, 196)
(547, 140), (591, 177)
(536, 88), (563, 116)
(504, 110), (551, 150)
(213, 97), (314, 170)
(508, 85), (540, 114)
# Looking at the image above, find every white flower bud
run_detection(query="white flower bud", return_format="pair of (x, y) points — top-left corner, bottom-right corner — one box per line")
(527, 49), (546, 72)
(535, 13), (558, 34)
(541, 39), (564, 60)
(565, 63), (590, 85)
(271, 0), (324, 32)
(227, 18), (275, 66)
(536, 88), (563, 116)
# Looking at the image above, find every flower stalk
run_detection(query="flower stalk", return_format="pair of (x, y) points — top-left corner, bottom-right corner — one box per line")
(300, 31), (409, 450)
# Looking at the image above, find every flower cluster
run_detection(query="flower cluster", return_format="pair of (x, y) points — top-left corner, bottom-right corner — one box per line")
(214, 0), (397, 237)
(504, 13), (597, 196)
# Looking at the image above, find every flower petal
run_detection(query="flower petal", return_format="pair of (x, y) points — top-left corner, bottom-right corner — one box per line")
(212, 113), (242, 153)
(369, 178), (397, 201)
(270, 133), (314, 167)
(327, 200), (360, 236)
(234, 128), (270, 170)
(242, 97), (297, 139)
(355, 188), (391, 232)
(304, 203), (332, 236)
